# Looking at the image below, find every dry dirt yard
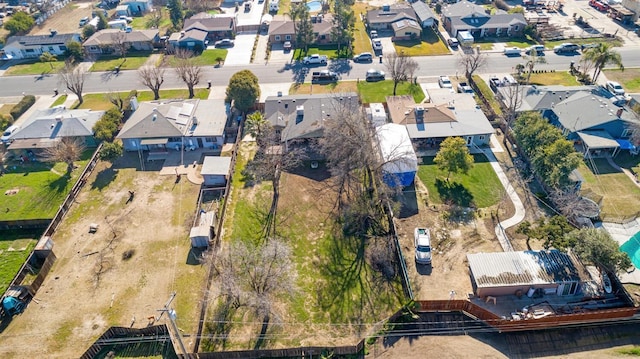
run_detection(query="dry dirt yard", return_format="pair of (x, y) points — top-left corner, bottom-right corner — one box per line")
(0, 154), (206, 358)
(30, 1), (96, 36)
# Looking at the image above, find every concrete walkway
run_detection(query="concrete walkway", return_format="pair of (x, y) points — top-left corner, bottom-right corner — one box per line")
(482, 146), (526, 252)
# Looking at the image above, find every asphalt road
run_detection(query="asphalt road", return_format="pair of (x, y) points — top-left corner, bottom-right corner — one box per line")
(1, 47), (639, 97)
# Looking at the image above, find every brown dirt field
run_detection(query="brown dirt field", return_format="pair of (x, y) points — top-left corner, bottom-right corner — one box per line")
(30, 1), (96, 36)
(0, 154), (206, 358)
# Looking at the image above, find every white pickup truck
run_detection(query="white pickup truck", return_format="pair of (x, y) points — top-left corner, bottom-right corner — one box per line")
(302, 54), (328, 65)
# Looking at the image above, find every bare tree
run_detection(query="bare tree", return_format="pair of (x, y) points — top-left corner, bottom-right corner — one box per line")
(244, 118), (302, 239)
(138, 66), (165, 100)
(58, 61), (87, 105)
(384, 53), (419, 95)
(174, 50), (202, 99)
(107, 91), (125, 111)
(549, 189), (600, 222)
(110, 31), (131, 58)
(457, 49), (487, 79)
(523, 52), (546, 84)
(42, 137), (86, 174)
(211, 238), (295, 346)
(500, 82), (523, 128)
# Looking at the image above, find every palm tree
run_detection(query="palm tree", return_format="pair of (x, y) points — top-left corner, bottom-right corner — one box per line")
(582, 43), (624, 82)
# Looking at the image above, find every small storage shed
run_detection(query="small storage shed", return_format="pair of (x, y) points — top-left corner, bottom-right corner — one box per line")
(190, 210), (216, 248)
(367, 103), (388, 127)
(467, 250), (589, 298)
(201, 156), (232, 186)
(375, 123), (418, 188)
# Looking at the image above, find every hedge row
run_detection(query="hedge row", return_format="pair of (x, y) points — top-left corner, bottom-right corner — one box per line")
(9, 95), (36, 121)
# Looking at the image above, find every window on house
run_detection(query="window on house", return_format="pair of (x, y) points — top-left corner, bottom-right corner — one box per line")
(275, 35), (281, 41)
(205, 137), (216, 142)
(479, 135), (485, 141)
(622, 128), (633, 138)
(514, 26), (519, 31)
(25, 49), (34, 52)
(48, 46), (54, 51)
(168, 137), (182, 142)
(285, 35), (291, 40)
(319, 35), (325, 40)
(59, 45), (67, 51)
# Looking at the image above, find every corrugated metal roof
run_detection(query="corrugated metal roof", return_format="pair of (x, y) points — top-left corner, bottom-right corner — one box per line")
(467, 250), (584, 288)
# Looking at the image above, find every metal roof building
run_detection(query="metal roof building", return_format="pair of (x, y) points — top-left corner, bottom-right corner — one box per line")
(467, 250), (590, 297)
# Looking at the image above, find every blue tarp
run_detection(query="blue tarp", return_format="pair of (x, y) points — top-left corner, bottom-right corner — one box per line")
(616, 139), (636, 150)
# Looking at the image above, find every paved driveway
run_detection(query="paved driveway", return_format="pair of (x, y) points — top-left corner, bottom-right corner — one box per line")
(269, 42), (293, 63)
(223, 33), (257, 66)
(380, 37), (396, 55)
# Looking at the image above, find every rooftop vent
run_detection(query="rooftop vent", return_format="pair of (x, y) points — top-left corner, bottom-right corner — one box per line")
(55, 115), (63, 122)
(296, 105), (304, 116)
(617, 108), (623, 117)
(382, 4), (390, 11)
(415, 106), (425, 116)
(152, 114), (157, 121)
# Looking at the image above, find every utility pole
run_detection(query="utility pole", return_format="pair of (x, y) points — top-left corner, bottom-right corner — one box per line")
(157, 292), (190, 358)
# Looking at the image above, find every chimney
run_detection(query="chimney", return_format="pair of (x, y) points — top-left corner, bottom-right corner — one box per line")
(617, 108), (623, 118)
(130, 97), (139, 111)
(55, 115), (63, 122)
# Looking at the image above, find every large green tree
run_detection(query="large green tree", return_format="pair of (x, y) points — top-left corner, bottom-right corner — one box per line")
(167, 0), (184, 30)
(4, 11), (35, 35)
(513, 112), (581, 188)
(581, 43), (623, 82)
(569, 228), (632, 274)
(434, 137), (474, 181)
(65, 41), (84, 62)
(293, 5), (314, 54)
(226, 70), (260, 112)
(331, 0), (355, 56)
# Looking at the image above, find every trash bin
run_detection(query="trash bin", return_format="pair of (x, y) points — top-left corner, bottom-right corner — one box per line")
(379, 55), (383, 63)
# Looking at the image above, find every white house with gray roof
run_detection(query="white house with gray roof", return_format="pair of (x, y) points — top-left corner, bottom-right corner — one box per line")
(6, 107), (104, 153)
(83, 29), (160, 55)
(442, 2), (526, 38)
(117, 99), (227, 160)
(2, 32), (81, 60)
(411, 1), (438, 28)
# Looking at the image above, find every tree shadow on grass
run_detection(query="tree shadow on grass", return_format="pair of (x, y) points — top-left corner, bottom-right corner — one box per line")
(434, 178), (474, 207)
(91, 166), (118, 191)
(48, 174), (71, 193)
(201, 298), (239, 352)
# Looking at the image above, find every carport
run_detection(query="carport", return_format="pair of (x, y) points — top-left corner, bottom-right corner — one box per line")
(577, 131), (620, 157)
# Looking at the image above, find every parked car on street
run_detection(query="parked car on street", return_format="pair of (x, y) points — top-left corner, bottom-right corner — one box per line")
(353, 52), (373, 62)
(414, 227), (432, 265)
(438, 75), (452, 88)
(525, 45), (545, 55)
(553, 43), (580, 54)
(503, 47), (522, 56)
(312, 70), (338, 83)
(215, 39), (234, 47)
(606, 81), (625, 95)
(365, 69), (385, 82)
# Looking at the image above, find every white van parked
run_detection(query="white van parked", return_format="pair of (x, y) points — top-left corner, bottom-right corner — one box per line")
(1, 125), (19, 144)
(503, 47), (522, 56)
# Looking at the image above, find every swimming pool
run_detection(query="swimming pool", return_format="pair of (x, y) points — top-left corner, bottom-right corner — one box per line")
(620, 231), (640, 268)
(307, 0), (322, 12)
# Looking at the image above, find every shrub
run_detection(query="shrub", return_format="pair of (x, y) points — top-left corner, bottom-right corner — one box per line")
(9, 95), (36, 121)
(0, 114), (13, 130)
(100, 141), (124, 162)
(94, 107), (124, 141)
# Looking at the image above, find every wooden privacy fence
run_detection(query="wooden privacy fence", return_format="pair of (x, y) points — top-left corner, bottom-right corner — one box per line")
(196, 340), (364, 359)
(415, 300), (637, 332)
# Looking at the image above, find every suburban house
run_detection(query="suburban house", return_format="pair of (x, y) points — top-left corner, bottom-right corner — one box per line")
(122, 0), (153, 15)
(167, 29), (208, 52)
(411, 1), (438, 28)
(442, 2), (527, 38)
(6, 107), (104, 155)
(264, 93), (360, 156)
(467, 250), (591, 298)
(366, 4), (418, 30)
(83, 29), (160, 55)
(1, 32), (80, 60)
(268, 14), (333, 45)
(391, 19), (422, 39)
(498, 85), (640, 157)
(183, 15), (236, 42)
(117, 99), (227, 160)
(386, 90), (494, 153)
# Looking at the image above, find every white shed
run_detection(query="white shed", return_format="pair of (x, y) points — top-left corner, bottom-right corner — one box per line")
(201, 156), (232, 186)
(190, 210), (216, 248)
(367, 103), (387, 127)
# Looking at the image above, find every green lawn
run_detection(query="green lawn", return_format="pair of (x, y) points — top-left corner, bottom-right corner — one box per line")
(0, 232), (38, 295)
(89, 52), (152, 72)
(277, 0), (291, 15)
(506, 38), (538, 48)
(3, 60), (67, 76)
(604, 68), (640, 93)
(74, 89), (210, 109)
(579, 160), (640, 221)
(50, 95), (67, 108)
(353, 3), (373, 55)
(0, 103), (16, 116)
(0, 150), (94, 221)
(164, 49), (228, 67)
(293, 46), (340, 60)
(472, 75), (502, 115)
(393, 28), (450, 56)
(417, 154), (505, 208)
(528, 71), (579, 86)
(358, 80), (425, 103)
(129, 8), (172, 32)
(289, 81), (358, 95)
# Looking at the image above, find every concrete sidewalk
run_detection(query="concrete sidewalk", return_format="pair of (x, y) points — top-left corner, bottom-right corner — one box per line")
(482, 147), (526, 252)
